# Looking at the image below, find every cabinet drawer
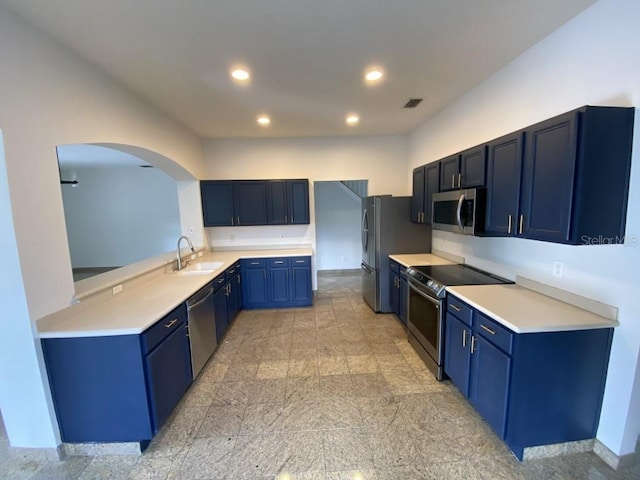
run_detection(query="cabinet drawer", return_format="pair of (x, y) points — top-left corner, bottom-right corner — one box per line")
(290, 256), (310, 267)
(141, 303), (187, 354)
(242, 258), (267, 269)
(447, 295), (473, 326)
(474, 312), (514, 355)
(389, 260), (400, 273)
(212, 274), (227, 292)
(268, 257), (290, 267)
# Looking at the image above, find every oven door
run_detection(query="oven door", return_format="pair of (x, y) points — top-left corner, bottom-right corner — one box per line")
(407, 281), (443, 368)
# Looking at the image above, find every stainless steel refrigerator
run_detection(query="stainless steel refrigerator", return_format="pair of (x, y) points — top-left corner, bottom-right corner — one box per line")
(361, 195), (431, 312)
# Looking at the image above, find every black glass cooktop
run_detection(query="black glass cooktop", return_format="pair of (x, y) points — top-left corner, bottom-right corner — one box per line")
(406, 264), (512, 298)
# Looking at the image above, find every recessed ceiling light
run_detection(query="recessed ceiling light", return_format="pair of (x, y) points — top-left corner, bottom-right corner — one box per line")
(345, 114), (360, 126)
(231, 68), (250, 81)
(257, 115), (271, 126)
(364, 67), (384, 84)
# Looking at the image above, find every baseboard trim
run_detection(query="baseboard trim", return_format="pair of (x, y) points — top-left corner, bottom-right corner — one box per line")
(594, 439), (639, 470)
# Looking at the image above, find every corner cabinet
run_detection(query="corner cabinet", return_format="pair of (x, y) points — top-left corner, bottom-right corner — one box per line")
(484, 106), (634, 244)
(411, 163), (440, 224)
(241, 256), (312, 309)
(202, 179), (310, 227)
(212, 263), (242, 343)
(42, 304), (192, 444)
(444, 293), (613, 460)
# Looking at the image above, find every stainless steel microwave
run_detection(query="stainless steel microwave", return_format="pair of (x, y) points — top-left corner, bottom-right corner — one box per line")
(432, 188), (486, 235)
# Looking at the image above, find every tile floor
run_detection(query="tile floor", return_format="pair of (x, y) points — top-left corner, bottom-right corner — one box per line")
(1, 273), (639, 479)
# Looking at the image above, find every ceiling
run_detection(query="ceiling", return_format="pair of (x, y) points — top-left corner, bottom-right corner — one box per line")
(2, 0), (596, 138)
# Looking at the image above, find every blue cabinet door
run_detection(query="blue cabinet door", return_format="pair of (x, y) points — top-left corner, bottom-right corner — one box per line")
(213, 287), (229, 342)
(291, 265), (312, 304)
(460, 145), (487, 188)
(398, 275), (408, 325)
(520, 112), (578, 242)
(270, 267), (290, 304)
(469, 334), (511, 438)
(233, 181), (268, 225)
(440, 154), (461, 191)
(389, 269), (399, 315)
(226, 280), (239, 324)
(444, 313), (472, 397)
(411, 166), (425, 223)
(485, 132), (524, 236)
(242, 267), (269, 308)
(145, 323), (192, 433)
(288, 180), (310, 224)
(200, 181), (234, 226)
(266, 180), (288, 224)
(423, 162), (440, 224)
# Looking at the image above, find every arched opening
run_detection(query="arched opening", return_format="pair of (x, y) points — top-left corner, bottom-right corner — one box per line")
(56, 143), (198, 282)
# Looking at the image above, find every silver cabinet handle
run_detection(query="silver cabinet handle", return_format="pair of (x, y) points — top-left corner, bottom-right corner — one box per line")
(451, 174), (455, 189)
(462, 329), (468, 347)
(291, 215), (294, 223)
(519, 214), (524, 235)
(274, 261), (284, 264)
(236, 216), (240, 225)
(295, 260), (305, 263)
(237, 274), (241, 283)
(470, 335), (477, 354)
(507, 214), (512, 234)
(164, 319), (178, 329)
(250, 261), (260, 265)
(231, 217), (234, 226)
(263, 271), (266, 279)
(458, 173), (462, 188)
(285, 214), (288, 223)
(480, 324), (496, 335)
(449, 303), (461, 312)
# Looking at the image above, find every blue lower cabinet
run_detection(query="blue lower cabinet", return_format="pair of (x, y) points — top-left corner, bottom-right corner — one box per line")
(444, 313), (472, 397)
(42, 303), (191, 443)
(242, 256), (312, 308)
(444, 293), (613, 460)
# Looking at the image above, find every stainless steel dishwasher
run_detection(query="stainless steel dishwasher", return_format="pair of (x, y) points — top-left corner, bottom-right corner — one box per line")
(186, 283), (217, 379)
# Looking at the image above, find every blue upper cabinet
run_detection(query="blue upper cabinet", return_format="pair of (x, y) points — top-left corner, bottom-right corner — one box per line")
(233, 181), (268, 225)
(440, 154), (461, 191)
(520, 106), (634, 244)
(200, 181), (234, 226)
(288, 179), (310, 225)
(203, 179), (309, 227)
(485, 132), (524, 236)
(411, 162), (440, 224)
(439, 145), (487, 191)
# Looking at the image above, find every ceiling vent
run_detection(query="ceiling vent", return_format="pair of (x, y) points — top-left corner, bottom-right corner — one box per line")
(404, 98), (423, 109)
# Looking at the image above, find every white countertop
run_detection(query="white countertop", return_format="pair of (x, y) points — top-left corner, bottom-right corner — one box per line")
(389, 253), (455, 268)
(39, 248), (313, 339)
(446, 284), (618, 334)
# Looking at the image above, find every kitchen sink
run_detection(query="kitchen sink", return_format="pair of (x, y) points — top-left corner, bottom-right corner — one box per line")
(176, 261), (224, 275)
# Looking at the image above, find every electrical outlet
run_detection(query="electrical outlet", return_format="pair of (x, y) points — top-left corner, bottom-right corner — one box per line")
(112, 284), (123, 295)
(553, 261), (564, 278)
(198, 251), (204, 257)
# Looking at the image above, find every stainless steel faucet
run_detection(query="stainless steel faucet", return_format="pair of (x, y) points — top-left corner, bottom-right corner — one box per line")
(176, 235), (195, 270)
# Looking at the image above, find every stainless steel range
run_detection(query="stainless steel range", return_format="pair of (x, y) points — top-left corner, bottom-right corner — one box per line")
(405, 264), (512, 380)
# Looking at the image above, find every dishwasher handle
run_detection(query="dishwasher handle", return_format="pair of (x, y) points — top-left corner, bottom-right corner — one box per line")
(187, 287), (214, 311)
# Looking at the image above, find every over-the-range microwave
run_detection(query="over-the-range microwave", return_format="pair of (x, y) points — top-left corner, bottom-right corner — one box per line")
(432, 188), (486, 236)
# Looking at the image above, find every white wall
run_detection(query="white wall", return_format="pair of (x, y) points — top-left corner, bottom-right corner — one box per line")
(0, 7), (203, 448)
(409, 0), (640, 456)
(314, 182), (362, 270)
(203, 135), (409, 285)
(61, 165), (181, 268)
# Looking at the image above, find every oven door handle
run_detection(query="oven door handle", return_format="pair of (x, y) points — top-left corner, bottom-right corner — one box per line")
(408, 281), (441, 307)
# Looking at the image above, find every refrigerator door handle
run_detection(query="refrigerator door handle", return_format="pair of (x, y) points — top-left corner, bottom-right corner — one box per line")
(361, 208), (369, 252)
(361, 262), (374, 273)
